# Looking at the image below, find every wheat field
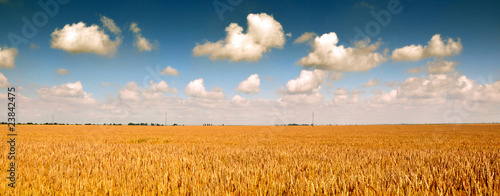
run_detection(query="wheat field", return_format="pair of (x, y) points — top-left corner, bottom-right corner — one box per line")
(1, 124), (499, 195)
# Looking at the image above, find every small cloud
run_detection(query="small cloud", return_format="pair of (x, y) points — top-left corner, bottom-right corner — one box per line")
(363, 79), (379, 87)
(329, 72), (344, 81)
(293, 32), (317, 44)
(160, 66), (179, 76)
(0, 72), (10, 88)
(57, 68), (70, 75)
(100, 82), (113, 87)
(391, 34), (462, 61)
(283, 69), (327, 94)
(193, 13), (286, 62)
(30, 43), (40, 49)
(298, 32), (387, 72)
(50, 21), (122, 57)
(236, 74), (260, 94)
(0, 46), (18, 68)
(384, 81), (399, 87)
(100, 16), (121, 35)
(185, 78), (224, 99)
(427, 59), (457, 74)
(406, 66), (426, 74)
(130, 22), (158, 53)
(119, 82), (141, 101)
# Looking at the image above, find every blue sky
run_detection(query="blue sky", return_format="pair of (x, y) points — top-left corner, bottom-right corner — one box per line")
(0, 0), (499, 125)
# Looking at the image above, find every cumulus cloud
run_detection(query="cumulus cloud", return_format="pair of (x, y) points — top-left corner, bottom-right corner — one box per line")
(36, 81), (96, 104)
(332, 88), (361, 105)
(398, 73), (470, 100)
(0, 46), (18, 68)
(277, 69), (327, 107)
(100, 16), (121, 35)
(193, 13), (286, 62)
(142, 80), (177, 99)
(277, 88), (324, 107)
(185, 78), (225, 99)
(363, 79), (379, 87)
(119, 81), (176, 101)
(50, 22), (122, 56)
(236, 74), (260, 94)
(57, 68), (70, 75)
(391, 34), (462, 61)
(369, 89), (402, 105)
(231, 95), (250, 107)
(294, 32), (317, 44)
(298, 32), (387, 72)
(130, 22), (157, 52)
(0, 72), (10, 88)
(160, 66), (179, 76)
(283, 69), (327, 94)
(119, 82), (141, 101)
(427, 59), (457, 74)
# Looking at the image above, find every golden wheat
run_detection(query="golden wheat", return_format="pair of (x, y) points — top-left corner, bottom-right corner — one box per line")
(1, 124), (499, 195)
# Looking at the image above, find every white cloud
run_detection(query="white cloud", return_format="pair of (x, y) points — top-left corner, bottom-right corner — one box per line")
(100, 16), (121, 35)
(363, 79), (379, 87)
(193, 13), (286, 62)
(427, 59), (457, 74)
(160, 66), (179, 76)
(294, 32), (316, 44)
(406, 66), (425, 74)
(119, 81), (176, 101)
(130, 22), (157, 52)
(50, 22), (121, 56)
(0, 72), (10, 88)
(57, 68), (70, 75)
(329, 72), (344, 81)
(398, 74), (455, 99)
(0, 46), (18, 68)
(185, 78), (224, 99)
(36, 81), (96, 104)
(277, 69), (327, 107)
(298, 32), (387, 72)
(277, 88), (324, 107)
(284, 69), (327, 94)
(369, 89), (402, 105)
(396, 73), (500, 103)
(332, 88), (361, 105)
(119, 82), (141, 101)
(391, 34), (462, 61)
(231, 95), (250, 107)
(142, 80), (177, 99)
(236, 74), (260, 94)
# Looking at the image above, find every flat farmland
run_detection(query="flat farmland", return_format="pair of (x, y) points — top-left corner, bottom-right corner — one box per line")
(1, 124), (499, 195)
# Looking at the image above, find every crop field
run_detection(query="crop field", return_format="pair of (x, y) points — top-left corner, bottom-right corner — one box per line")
(1, 124), (499, 195)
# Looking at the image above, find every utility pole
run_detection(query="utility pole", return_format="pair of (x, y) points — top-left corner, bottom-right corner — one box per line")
(165, 112), (167, 126)
(52, 113), (54, 124)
